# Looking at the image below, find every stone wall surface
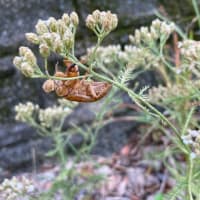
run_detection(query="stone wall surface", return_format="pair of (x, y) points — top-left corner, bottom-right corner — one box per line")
(0, 0), (199, 173)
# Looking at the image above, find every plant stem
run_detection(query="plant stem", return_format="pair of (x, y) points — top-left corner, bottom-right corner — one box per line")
(187, 155), (194, 200)
(88, 35), (103, 71)
(158, 66), (171, 87)
(54, 134), (66, 168)
(181, 107), (195, 136)
(32, 74), (91, 80)
(72, 27), (76, 56)
(192, 0), (200, 29)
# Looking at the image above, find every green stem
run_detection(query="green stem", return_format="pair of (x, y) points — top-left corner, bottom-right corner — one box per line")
(187, 155), (194, 200)
(181, 107), (195, 136)
(54, 134), (66, 168)
(28, 118), (49, 136)
(88, 35), (103, 71)
(32, 74), (91, 80)
(71, 27), (76, 56)
(192, 0), (200, 29)
(158, 66), (171, 87)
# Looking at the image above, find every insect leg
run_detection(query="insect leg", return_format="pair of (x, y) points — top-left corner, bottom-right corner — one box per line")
(87, 84), (99, 99)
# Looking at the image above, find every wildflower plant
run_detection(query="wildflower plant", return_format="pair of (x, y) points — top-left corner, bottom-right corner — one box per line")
(15, 100), (77, 165)
(12, 8), (200, 200)
(0, 176), (37, 200)
(14, 99), (107, 199)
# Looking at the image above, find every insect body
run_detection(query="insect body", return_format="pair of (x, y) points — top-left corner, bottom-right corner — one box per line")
(42, 61), (112, 102)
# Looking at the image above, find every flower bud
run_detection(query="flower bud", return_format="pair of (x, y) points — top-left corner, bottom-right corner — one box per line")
(57, 19), (66, 36)
(19, 47), (37, 66)
(160, 22), (168, 35)
(99, 11), (106, 25)
(42, 80), (55, 93)
(144, 33), (152, 43)
(150, 27), (158, 40)
(102, 18), (112, 32)
(54, 37), (64, 53)
(111, 14), (118, 29)
(21, 62), (35, 77)
(13, 56), (23, 69)
(92, 10), (101, 22)
(62, 13), (70, 26)
(41, 33), (53, 47)
(35, 19), (49, 35)
(129, 35), (135, 43)
(51, 33), (63, 53)
(140, 27), (148, 36)
(152, 19), (161, 30)
(70, 12), (79, 26)
(86, 14), (96, 30)
(24, 51), (37, 66)
(135, 30), (141, 44)
(19, 46), (30, 57)
(48, 17), (58, 32)
(39, 43), (50, 57)
(25, 33), (40, 44)
(63, 29), (73, 48)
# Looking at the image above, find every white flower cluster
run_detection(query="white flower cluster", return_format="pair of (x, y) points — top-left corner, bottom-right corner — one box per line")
(125, 45), (158, 69)
(13, 47), (38, 77)
(148, 80), (200, 106)
(81, 44), (158, 70)
(15, 101), (74, 129)
(81, 45), (123, 66)
(178, 40), (200, 62)
(25, 12), (79, 57)
(148, 84), (188, 105)
(182, 129), (200, 159)
(0, 176), (36, 200)
(86, 10), (118, 35)
(15, 102), (38, 122)
(129, 19), (175, 45)
(39, 105), (72, 128)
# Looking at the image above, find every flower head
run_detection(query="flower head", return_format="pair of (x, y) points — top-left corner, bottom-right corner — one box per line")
(13, 47), (38, 77)
(178, 40), (200, 62)
(35, 19), (49, 35)
(27, 13), (78, 56)
(181, 129), (200, 159)
(15, 102), (38, 122)
(70, 11), (79, 26)
(25, 33), (40, 44)
(86, 10), (118, 34)
(129, 19), (175, 45)
(39, 43), (50, 57)
(39, 106), (72, 128)
(0, 176), (37, 200)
